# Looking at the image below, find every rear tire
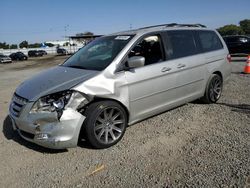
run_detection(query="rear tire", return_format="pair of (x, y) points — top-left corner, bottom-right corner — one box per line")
(83, 101), (127, 149)
(201, 74), (223, 104)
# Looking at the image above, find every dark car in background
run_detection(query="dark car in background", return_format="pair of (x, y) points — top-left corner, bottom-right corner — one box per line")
(38, 50), (47, 56)
(9, 52), (28, 61)
(28, 50), (45, 57)
(223, 35), (250, 55)
(28, 50), (40, 57)
(57, 48), (68, 55)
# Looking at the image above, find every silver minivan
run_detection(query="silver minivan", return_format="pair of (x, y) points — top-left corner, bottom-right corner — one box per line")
(9, 24), (231, 149)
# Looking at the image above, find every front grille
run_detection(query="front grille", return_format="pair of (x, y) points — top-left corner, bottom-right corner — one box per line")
(10, 93), (28, 117)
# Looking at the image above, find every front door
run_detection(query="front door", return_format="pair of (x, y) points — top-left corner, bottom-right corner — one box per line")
(124, 34), (179, 123)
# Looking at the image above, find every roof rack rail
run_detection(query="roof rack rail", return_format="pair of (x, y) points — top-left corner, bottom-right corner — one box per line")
(170, 23), (207, 28)
(139, 23), (206, 30)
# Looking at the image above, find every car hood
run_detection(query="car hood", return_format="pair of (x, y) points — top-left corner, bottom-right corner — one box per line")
(15, 66), (99, 101)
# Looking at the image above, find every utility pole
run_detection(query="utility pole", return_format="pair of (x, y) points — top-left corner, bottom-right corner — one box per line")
(64, 25), (69, 43)
(64, 25), (69, 53)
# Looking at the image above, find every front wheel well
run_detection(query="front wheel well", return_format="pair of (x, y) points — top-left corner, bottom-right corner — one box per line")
(77, 98), (129, 148)
(77, 97), (130, 141)
(89, 97), (130, 121)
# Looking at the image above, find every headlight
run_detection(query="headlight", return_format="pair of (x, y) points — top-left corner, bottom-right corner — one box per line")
(30, 90), (73, 113)
(30, 90), (89, 119)
(30, 90), (89, 120)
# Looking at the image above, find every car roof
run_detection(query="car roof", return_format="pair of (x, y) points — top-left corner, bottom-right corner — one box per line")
(109, 23), (211, 36)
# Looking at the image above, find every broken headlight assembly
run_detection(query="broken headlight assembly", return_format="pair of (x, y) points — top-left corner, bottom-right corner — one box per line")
(30, 90), (88, 119)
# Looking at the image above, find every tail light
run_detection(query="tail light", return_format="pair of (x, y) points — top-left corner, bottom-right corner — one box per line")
(227, 54), (231, 63)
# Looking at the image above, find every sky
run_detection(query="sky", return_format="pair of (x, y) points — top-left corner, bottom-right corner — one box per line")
(0, 0), (249, 44)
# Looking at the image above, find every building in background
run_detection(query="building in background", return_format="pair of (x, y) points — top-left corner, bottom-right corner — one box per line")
(68, 35), (103, 45)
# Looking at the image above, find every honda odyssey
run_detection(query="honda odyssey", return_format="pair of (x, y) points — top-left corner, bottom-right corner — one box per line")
(9, 23), (231, 149)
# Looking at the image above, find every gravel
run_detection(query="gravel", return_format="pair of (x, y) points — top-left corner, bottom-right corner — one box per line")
(0, 56), (249, 188)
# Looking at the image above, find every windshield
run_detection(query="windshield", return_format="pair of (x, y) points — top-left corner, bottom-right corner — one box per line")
(63, 35), (134, 71)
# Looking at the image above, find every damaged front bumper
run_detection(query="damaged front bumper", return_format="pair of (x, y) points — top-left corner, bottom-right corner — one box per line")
(9, 96), (86, 149)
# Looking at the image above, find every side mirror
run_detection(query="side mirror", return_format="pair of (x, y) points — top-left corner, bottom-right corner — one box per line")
(127, 56), (145, 69)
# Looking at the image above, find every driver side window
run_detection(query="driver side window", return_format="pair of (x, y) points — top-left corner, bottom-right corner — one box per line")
(128, 35), (164, 66)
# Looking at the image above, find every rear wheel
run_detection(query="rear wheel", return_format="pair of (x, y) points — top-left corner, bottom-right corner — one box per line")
(202, 74), (223, 103)
(84, 101), (127, 149)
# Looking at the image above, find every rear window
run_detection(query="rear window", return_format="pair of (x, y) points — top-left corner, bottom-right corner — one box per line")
(197, 31), (223, 52)
(164, 30), (197, 59)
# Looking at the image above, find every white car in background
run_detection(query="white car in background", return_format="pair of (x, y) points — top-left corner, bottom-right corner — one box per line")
(0, 53), (12, 63)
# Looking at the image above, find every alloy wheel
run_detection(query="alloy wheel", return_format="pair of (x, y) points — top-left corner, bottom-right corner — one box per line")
(209, 76), (222, 102)
(94, 107), (126, 145)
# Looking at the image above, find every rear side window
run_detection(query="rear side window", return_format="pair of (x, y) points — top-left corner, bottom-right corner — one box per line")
(197, 31), (223, 52)
(164, 30), (197, 59)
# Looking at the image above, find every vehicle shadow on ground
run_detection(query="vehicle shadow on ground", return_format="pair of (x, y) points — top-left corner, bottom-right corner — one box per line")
(77, 139), (96, 149)
(217, 103), (250, 117)
(77, 129), (97, 150)
(2, 115), (67, 153)
(231, 71), (250, 77)
(231, 71), (245, 75)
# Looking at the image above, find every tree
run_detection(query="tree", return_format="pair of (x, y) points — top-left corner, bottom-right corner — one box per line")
(28, 43), (41, 48)
(63, 42), (70, 46)
(0, 42), (9, 49)
(239, 19), (250, 34)
(19, 40), (28, 48)
(75, 31), (94, 43)
(217, 24), (244, 36)
(10, 44), (18, 49)
(76, 31), (94, 36)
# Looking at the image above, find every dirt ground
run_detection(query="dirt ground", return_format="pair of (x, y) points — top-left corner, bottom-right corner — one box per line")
(0, 55), (249, 187)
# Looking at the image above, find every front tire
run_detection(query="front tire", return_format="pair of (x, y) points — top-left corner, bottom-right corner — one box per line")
(202, 74), (223, 103)
(84, 101), (127, 149)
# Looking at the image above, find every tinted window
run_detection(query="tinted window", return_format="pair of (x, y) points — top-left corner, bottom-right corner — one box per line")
(224, 37), (238, 43)
(197, 31), (223, 52)
(224, 36), (250, 43)
(128, 35), (164, 66)
(165, 30), (197, 59)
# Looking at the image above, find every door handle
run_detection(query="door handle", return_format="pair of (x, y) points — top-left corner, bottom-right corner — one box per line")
(177, 64), (186, 68)
(161, 67), (172, 72)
